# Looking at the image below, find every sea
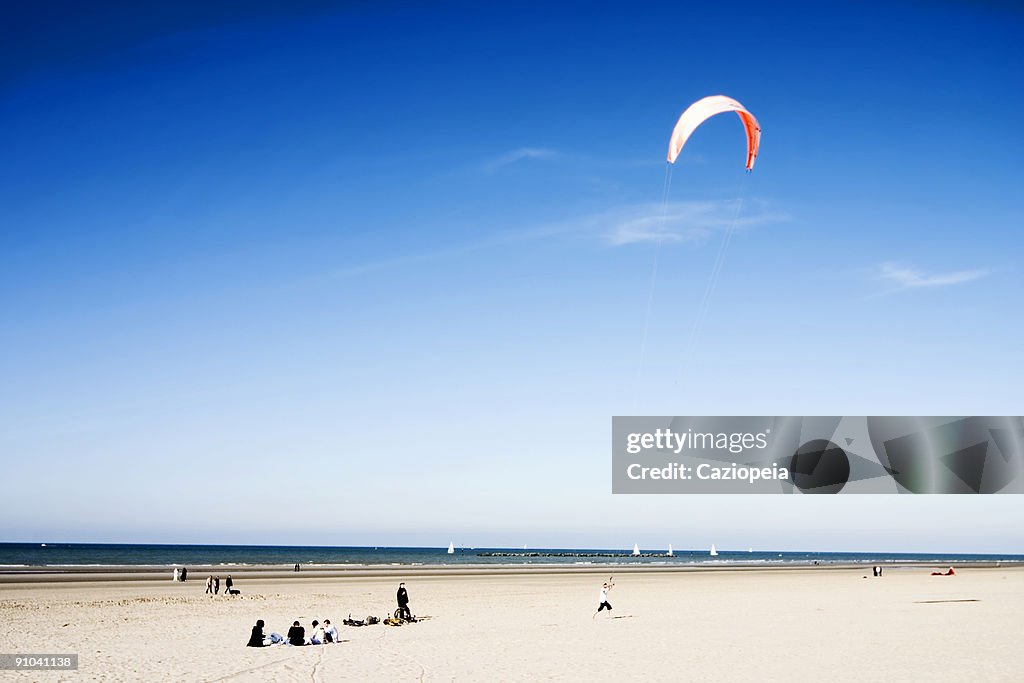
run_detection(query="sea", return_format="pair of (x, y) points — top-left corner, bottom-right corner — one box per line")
(1, 543), (1021, 570)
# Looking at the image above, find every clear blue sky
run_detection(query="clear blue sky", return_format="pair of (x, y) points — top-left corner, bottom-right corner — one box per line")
(2, 1), (1022, 551)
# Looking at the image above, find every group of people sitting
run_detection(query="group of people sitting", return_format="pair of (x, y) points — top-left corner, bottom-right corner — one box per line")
(247, 618), (341, 647)
(246, 583), (415, 647)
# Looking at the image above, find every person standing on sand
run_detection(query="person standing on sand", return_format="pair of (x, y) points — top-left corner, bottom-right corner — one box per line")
(214, 576), (220, 595)
(206, 576), (213, 594)
(396, 582), (411, 620)
(181, 567), (187, 582)
(593, 579), (614, 618)
(225, 575), (233, 595)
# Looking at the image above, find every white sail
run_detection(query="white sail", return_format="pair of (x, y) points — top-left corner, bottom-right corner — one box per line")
(632, 543), (641, 556)
(710, 544), (718, 556)
(667, 544), (673, 557)
(748, 547), (753, 553)
(447, 542), (455, 554)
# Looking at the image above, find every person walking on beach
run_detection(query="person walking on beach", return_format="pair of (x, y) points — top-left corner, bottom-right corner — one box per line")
(593, 578), (614, 618)
(173, 567), (179, 582)
(225, 575), (234, 595)
(180, 567), (188, 582)
(214, 576), (220, 595)
(396, 582), (411, 620)
(206, 575), (213, 594)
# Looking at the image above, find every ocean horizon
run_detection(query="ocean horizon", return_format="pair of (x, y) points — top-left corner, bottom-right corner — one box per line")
(1, 543), (1021, 569)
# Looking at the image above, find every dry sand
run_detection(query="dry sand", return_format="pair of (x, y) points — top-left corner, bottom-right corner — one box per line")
(1, 566), (1021, 681)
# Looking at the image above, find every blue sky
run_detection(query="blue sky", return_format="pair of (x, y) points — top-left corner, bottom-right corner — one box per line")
(2, 1), (1022, 551)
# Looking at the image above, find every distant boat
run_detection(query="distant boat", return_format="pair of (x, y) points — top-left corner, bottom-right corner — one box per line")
(523, 544), (527, 550)
(748, 547), (753, 553)
(40, 543), (46, 547)
(667, 544), (673, 557)
(710, 544), (718, 556)
(447, 542), (455, 554)
(632, 543), (641, 556)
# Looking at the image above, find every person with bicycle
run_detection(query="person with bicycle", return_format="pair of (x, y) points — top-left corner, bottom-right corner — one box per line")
(396, 582), (412, 621)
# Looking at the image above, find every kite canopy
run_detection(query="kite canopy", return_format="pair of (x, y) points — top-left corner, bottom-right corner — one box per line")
(667, 95), (761, 171)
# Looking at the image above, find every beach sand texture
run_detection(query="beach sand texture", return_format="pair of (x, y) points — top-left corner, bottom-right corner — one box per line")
(1, 567), (1021, 682)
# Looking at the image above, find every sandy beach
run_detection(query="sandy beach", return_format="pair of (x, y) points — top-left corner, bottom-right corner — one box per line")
(2, 565), (1022, 682)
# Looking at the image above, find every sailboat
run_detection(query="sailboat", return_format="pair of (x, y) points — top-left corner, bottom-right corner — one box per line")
(632, 543), (641, 556)
(667, 544), (673, 557)
(709, 544), (718, 557)
(447, 542), (455, 554)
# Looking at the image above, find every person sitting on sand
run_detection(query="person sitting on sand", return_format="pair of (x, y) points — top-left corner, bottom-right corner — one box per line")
(287, 621), (306, 646)
(593, 579), (614, 618)
(324, 619), (339, 643)
(247, 620), (266, 647)
(308, 620), (324, 645)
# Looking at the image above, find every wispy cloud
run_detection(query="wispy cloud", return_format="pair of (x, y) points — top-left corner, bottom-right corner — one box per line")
(878, 262), (989, 289)
(482, 147), (560, 172)
(603, 200), (790, 246)
(323, 199), (788, 281)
